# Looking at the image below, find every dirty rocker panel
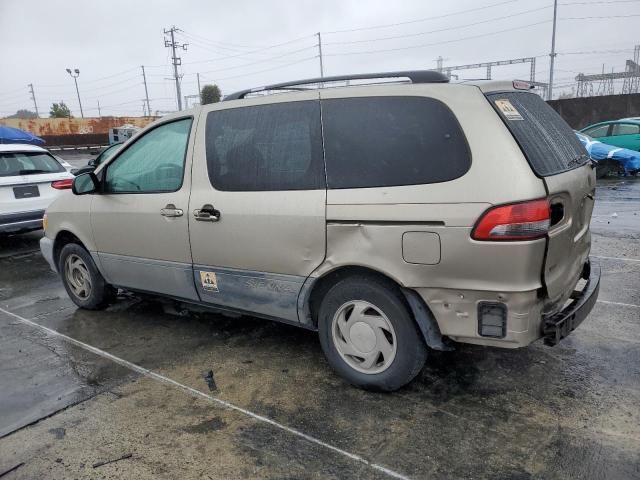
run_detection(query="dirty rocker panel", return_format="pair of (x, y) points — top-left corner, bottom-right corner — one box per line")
(97, 253), (199, 301)
(542, 259), (600, 346)
(193, 265), (306, 323)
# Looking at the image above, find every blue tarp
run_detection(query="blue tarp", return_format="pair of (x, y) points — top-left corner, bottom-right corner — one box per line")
(576, 132), (640, 175)
(0, 125), (45, 145)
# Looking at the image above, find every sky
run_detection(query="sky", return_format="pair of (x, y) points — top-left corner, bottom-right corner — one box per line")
(0, 0), (638, 118)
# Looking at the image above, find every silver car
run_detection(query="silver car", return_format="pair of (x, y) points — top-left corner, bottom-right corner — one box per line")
(40, 71), (600, 391)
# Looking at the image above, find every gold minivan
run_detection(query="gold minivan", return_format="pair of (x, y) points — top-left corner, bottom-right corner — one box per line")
(40, 71), (600, 391)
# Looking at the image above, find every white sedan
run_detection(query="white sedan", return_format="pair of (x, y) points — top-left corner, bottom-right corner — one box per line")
(0, 144), (74, 234)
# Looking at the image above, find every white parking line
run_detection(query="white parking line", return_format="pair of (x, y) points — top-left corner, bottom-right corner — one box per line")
(592, 255), (640, 264)
(597, 300), (640, 309)
(0, 307), (410, 480)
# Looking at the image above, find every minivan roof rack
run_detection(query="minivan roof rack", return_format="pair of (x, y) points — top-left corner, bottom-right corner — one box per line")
(223, 70), (449, 101)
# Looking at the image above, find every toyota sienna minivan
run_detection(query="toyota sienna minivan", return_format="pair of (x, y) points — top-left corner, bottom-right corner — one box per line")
(40, 71), (600, 391)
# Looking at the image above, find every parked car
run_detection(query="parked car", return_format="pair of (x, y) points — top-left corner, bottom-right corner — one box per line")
(52, 154), (75, 173)
(1, 144), (74, 234)
(40, 72), (600, 391)
(576, 131), (640, 177)
(71, 142), (122, 176)
(580, 119), (640, 151)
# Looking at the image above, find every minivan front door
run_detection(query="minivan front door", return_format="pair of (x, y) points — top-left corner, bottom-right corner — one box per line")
(91, 116), (199, 300)
(188, 95), (326, 322)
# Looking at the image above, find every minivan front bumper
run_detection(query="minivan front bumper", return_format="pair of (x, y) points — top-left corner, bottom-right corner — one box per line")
(542, 259), (600, 346)
(40, 236), (57, 272)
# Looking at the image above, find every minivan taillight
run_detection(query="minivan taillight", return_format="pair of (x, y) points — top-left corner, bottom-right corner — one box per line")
(472, 198), (550, 241)
(51, 179), (73, 190)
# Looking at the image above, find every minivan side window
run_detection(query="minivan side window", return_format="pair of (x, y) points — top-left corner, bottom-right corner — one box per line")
(104, 118), (192, 193)
(205, 101), (324, 191)
(322, 96), (471, 189)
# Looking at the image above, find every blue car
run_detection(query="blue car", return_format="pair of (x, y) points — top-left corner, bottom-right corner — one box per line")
(575, 132), (640, 178)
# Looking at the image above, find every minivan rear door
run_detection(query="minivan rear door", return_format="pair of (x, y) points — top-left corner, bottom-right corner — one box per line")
(487, 91), (596, 305)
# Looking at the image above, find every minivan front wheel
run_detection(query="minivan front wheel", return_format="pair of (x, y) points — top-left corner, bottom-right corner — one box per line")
(318, 275), (427, 391)
(59, 243), (115, 310)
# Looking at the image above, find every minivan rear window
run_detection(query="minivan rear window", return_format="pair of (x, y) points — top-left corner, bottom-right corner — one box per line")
(0, 151), (65, 177)
(487, 92), (587, 177)
(322, 96), (471, 189)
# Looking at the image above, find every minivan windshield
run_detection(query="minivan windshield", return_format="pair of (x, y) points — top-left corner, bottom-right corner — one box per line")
(487, 91), (588, 176)
(0, 151), (65, 177)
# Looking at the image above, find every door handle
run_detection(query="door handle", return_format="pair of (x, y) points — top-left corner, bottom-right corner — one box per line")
(194, 204), (221, 222)
(160, 204), (184, 217)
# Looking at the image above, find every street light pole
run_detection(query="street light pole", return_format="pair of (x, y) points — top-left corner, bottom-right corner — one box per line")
(66, 68), (84, 118)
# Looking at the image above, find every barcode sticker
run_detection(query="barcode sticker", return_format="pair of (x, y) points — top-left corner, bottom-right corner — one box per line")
(495, 99), (523, 121)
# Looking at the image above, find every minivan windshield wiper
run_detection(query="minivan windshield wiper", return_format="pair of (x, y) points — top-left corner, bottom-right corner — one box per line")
(566, 154), (589, 169)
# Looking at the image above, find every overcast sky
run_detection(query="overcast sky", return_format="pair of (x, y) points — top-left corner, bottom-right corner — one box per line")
(1, 0), (638, 117)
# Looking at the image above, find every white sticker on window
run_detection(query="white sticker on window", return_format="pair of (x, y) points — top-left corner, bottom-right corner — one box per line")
(495, 99), (523, 121)
(200, 271), (219, 292)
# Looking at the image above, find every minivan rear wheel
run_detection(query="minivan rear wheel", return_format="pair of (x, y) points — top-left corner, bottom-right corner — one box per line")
(317, 275), (427, 391)
(59, 243), (115, 310)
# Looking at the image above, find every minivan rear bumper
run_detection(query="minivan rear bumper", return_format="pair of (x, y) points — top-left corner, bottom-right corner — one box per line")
(542, 259), (600, 346)
(416, 258), (599, 348)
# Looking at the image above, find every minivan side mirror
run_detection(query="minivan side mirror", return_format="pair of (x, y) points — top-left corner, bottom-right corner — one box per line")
(88, 159), (97, 167)
(72, 172), (99, 195)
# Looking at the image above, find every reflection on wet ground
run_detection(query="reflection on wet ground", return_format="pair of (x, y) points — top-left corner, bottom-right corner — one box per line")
(0, 178), (638, 479)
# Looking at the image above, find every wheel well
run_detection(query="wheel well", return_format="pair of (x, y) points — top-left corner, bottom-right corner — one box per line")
(308, 266), (403, 327)
(53, 231), (84, 268)
(306, 265), (452, 351)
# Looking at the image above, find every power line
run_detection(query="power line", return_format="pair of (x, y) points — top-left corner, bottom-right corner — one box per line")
(559, 48), (634, 55)
(324, 6), (551, 46)
(324, 0), (523, 34)
(180, 30), (316, 53)
(325, 20), (550, 57)
(562, 13), (640, 19)
(213, 56), (317, 82)
(561, 0), (640, 5)
(180, 44), (318, 75)
(181, 40), (317, 66)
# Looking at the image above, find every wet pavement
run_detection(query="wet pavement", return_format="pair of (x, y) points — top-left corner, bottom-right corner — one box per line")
(0, 177), (639, 479)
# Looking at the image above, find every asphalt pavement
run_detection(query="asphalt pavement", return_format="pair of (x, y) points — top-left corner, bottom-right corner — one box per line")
(0, 175), (638, 480)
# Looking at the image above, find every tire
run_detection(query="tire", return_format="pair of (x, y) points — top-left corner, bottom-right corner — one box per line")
(58, 243), (115, 310)
(317, 275), (427, 391)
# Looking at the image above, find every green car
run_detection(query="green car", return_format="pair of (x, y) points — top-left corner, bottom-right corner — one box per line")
(580, 119), (640, 151)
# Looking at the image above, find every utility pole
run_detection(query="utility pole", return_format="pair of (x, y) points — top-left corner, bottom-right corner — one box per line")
(548, 0), (558, 100)
(164, 26), (188, 111)
(197, 72), (201, 100)
(316, 32), (324, 78)
(66, 68), (84, 118)
(97, 100), (101, 117)
(28, 83), (39, 117)
(141, 65), (151, 116)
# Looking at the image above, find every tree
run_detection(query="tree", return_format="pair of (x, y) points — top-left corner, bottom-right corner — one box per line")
(200, 84), (222, 105)
(6, 109), (38, 119)
(49, 101), (72, 118)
